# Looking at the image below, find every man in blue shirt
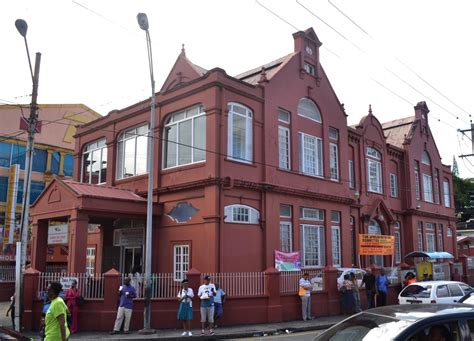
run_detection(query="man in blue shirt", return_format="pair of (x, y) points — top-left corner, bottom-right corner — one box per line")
(375, 268), (389, 307)
(110, 277), (137, 334)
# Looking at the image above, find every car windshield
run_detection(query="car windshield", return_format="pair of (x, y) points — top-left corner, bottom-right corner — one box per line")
(400, 284), (432, 298)
(315, 312), (412, 341)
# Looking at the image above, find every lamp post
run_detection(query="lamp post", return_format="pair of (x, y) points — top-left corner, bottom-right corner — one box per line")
(14, 18), (41, 332)
(137, 12), (155, 333)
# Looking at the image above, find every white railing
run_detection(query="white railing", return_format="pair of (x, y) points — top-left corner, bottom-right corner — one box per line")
(37, 273), (104, 300)
(0, 265), (16, 282)
(201, 272), (265, 297)
(121, 273), (180, 299)
(280, 270), (325, 294)
(45, 264), (68, 273)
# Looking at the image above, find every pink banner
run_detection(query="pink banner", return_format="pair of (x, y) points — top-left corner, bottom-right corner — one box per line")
(275, 250), (301, 271)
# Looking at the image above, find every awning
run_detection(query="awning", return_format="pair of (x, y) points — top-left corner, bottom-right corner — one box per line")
(404, 251), (455, 259)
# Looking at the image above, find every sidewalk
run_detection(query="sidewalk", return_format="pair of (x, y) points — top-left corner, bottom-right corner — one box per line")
(22, 315), (345, 340)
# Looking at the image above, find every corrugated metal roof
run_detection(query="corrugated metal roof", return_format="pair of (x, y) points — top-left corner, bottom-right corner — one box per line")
(382, 116), (416, 148)
(63, 180), (146, 202)
(235, 53), (294, 85)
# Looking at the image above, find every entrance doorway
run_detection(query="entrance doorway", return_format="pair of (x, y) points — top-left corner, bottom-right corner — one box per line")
(122, 246), (142, 274)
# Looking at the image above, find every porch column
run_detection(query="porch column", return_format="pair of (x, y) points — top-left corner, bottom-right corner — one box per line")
(68, 212), (88, 273)
(31, 219), (48, 272)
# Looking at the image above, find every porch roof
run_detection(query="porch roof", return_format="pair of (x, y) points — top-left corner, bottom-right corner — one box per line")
(62, 180), (146, 202)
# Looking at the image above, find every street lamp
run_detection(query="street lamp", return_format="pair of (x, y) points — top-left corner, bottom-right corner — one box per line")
(14, 18), (41, 332)
(136, 12), (155, 334)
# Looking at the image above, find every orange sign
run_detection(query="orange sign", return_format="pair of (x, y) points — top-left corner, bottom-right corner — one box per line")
(358, 234), (395, 256)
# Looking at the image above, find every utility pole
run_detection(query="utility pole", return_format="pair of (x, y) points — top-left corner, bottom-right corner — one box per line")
(459, 123), (474, 158)
(14, 19), (41, 332)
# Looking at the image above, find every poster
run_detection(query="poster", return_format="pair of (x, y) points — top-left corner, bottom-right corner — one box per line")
(275, 250), (301, 271)
(358, 234), (395, 256)
(48, 222), (69, 244)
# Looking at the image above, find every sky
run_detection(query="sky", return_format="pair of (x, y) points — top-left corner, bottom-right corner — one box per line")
(2, 0), (474, 177)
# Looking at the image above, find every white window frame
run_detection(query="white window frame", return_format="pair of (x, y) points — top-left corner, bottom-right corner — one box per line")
(300, 224), (325, 268)
(173, 244), (190, 281)
(367, 159), (382, 193)
(443, 180), (451, 207)
(423, 174), (434, 203)
(438, 227), (444, 251)
(81, 138), (107, 184)
(418, 223), (423, 251)
(394, 222), (401, 264)
(279, 204), (292, 218)
(434, 171), (441, 204)
(304, 62), (316, 76)
(163, 105), (206, 169)
(278, 126), (291, 170)
(278, 109), (291, 124)
(297, 98), (322, 123)
(280, 222), (293, 253)
(390, 173), (398, 198)
(421, 151), (431, 165)
(426, 223), (436, 252)
(299, 133), (323, 177)
(349, 160), (355, 189)
(116, 124), (149, 179)
(86, 246), (96, 275)
(447, 227), (453, 237)
(329, 143), (339, 181)
(415, 162), (421, 200)
(224, 204), (260, 224)
(300, 207), (324, 221)
(227, 102), (253, 163)
(332, 226), (341, 267)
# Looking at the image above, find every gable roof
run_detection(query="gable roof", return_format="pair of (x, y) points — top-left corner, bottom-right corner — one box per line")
(382, 116), (416, 148)
(235, 53), (295, 85)
(62, 179), (146, 202)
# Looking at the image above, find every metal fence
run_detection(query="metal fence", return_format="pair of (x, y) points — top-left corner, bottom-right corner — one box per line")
(37, 273), (104, 300)
(121, 273), (180, 299)
(201, 272), (265, 297)
(280, 270), (325, 294)
(0, 265), (16, 282)
(45, 264), (68, 273)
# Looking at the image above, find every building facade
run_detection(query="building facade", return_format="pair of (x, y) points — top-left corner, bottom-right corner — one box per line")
(30, 28), (456, 278)
(0, 104), (100, 268)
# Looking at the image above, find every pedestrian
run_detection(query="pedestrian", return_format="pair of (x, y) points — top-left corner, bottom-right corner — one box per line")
(298, 273), (313, 321)
(403, 272), (417, 287)
(44, 282), (70, 341)
(110, 277), (136, 335)
(361, 268), (376, 309)
(452, 268), (462, 282)
(65, 279), (80, 333)
(198, 275), (216, 336)
(349, 272), (361, 313)
(213, 283), (226, 328)
(177, 278), (194, 337)
(376, 268), (389, 307)
(6, 293), (15, 330)
(341, 274), (355, 315)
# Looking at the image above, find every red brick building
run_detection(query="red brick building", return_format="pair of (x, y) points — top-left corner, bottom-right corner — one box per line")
(30, 28), (456, 278)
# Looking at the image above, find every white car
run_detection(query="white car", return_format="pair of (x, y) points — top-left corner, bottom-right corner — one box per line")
(337, 268), (366, 290)
(398, 280), (473, 305)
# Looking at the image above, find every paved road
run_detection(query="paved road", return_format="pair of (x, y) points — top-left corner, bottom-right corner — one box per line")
(230, 329), (324, 341)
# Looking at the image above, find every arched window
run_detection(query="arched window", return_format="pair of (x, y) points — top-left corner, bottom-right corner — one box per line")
(368, 219), (383, 266)
(163, 105), (206, 168)
(421, 151), (431, 166)
(367, 147), (382, 193)
(297, 98), (321, 123)
(224, 204), (259, 224)
(227, 103), (253, 163)
(117, 124), (148, 179)
(82, 138), (107, 184)
(394, 222), (401, 264)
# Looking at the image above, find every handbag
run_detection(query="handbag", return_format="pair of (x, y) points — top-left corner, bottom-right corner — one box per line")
(76, 295), (85, 306)
(298, 286), (307, 297)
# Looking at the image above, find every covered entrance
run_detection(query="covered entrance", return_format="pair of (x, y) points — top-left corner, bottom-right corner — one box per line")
(29, 177), (160, 274)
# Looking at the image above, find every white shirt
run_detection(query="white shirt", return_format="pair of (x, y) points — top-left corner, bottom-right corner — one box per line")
(299, 278), (312, 296)
(198, 283), (216, 298)
(177, 287), (194, 307)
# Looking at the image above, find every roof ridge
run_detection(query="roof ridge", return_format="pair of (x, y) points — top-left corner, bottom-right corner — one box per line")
(63, 180), (139, 194)
(235, 53), (294, 80)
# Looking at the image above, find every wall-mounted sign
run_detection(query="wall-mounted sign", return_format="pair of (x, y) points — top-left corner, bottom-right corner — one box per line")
(358, 234), (394, 256)
(48, 223), (69, 244)
(113, 228), (144, 247)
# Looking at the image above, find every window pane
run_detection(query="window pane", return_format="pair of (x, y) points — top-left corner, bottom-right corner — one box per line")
(178, 119), (192, 165)
(117, 140), (124, 179)
(82, 152), (91, 183)
(135, 135), (148, 174)
(0, 142), (11, 167)
(100, 148), (107, 183)
(165, 124), (177, 168)
(51, 152), (60, 175)
(124, 138), (136, 177)
(280, 204), (292, 218)
(298, 98), (321, 122)
(278, 109), (290, 123)
(0, 177), (8, 202)
(30, 181), (45, 203)
(91, 149), (100, 184)
(11, 144), (26, 170)
(32, 149), (47, 173)
(193, 116), (206, 162)
(63, 154), (73, 177)
(232, 113), (246, 160)
(279, 127), (290, 169)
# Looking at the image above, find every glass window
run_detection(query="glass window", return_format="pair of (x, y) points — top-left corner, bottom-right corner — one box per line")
(436, 285), (449, 298)
(51, 152), (60, 175)
(426, 223), (435, 252)
(349, 160), (355, 189)
(117, 125), (148, 179)
(423, 174), (433, 202)
(438, 225), (443, 251)
(16, 180), (45, 204)
(299, 133), (323, 176)
(0, 142), (11, 168)
(447, 284), (463, 297)
(303, 62), (315, 76)
(418, 222), (423, 251)
(297, 98), (321, 123)
(301, 224), (325, 267)
(443, 180), (451, 207)
(390, 173), (398, 197)
(227, 103), (253, 163)
(280, 222), (292, 253)
(63, 154), (74, 177)
(82, 138), (107, 184)
(173, 244), (189, 281)
(278, 127), (290, 170)
(368, 220), (383, 266)
(332, 226), (341, 267)
(224, 204), (260, 224)
(367, 158), (382, 193)
(164, 105), (206, 168)
(278, 109), (290, 124)
(394, 222), (401, 264)
(11, 144), (26, 170)
(86, 247), (96, 275)
(421, 151), (431, 165)
(415, 161), (421, 200)
(279, 204), (292, 218)
(434, 169), (441, 204)
(329, 143), (339, 181)
(447, 227), (453, 237)
(329, 127), (339, 141)
(300, 207), (324, 221)
(0, 177), (7, 202)
(32, 149), (47, 173)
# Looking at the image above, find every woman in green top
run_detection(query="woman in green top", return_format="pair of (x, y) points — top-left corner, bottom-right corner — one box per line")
(44, 282), (70, 341)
